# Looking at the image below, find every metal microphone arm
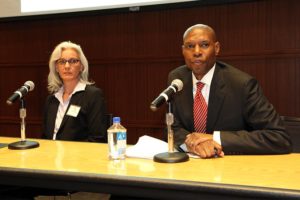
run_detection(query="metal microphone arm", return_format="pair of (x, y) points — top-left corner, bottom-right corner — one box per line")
(153, 101), (189, 163)
(20, 99), (26, 141)
(166, 103), (174, 153)
(8, 98), (39, 150)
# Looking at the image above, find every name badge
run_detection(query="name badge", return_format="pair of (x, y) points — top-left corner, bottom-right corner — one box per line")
(66, 105), (81, 117)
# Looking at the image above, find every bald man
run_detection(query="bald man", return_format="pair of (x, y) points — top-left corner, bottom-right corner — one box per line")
(168, 24), (292, 158)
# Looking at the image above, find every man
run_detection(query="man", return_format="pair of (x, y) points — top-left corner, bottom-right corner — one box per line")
(168, 24), (292, 158)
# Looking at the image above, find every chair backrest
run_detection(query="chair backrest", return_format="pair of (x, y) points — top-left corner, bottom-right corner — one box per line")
(281, 116), (300, 153)
(105, 113), (113, 129)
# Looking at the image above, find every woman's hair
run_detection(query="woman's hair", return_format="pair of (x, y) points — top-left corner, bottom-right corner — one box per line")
(47, 41), (93, 93)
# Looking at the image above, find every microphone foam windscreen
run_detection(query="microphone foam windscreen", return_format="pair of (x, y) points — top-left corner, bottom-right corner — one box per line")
(171, 79), (183, 91)
(24, 80), (35, 91)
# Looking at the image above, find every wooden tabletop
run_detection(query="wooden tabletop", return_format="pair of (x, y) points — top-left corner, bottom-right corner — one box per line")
(0, 137), (299, 199)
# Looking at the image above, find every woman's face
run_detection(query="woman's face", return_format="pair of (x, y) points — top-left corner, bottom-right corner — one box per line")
(55, 48), (83, 83)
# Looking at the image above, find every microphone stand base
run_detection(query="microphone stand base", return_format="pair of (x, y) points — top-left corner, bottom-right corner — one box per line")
(8, 140), (39, 150)
(154, 152), (189, 163)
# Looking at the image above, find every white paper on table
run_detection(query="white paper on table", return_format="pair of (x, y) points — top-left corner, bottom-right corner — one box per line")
(126, 135), (169, 159)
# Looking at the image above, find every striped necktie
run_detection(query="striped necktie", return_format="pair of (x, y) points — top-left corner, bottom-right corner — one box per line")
(193, 82), (207, 133)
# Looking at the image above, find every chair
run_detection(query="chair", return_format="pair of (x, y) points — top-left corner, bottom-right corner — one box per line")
(105, 113), (113, 129)
(281, 116), (300, 153)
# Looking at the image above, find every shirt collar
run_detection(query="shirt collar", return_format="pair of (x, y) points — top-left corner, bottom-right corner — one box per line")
(192, 63), (216, 86)
(54, 81), (87, 101)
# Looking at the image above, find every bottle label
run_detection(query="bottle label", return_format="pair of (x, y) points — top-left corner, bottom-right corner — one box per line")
(117, 132), (126, 141)
(117, 132), (126, 154)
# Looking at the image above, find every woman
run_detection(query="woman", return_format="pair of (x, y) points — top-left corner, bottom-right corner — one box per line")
(43, 41), (107, 142)
(0, 42), (109, 200)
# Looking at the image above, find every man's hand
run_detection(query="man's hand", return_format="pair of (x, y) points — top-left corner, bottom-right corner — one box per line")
(185, 132), (224, 158)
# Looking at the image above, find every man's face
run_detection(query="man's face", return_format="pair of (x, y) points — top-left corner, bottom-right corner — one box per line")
(182, 28), (220, 79)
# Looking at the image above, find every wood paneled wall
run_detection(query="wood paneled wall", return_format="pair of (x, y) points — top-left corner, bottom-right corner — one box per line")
(0, 0), (299, 144)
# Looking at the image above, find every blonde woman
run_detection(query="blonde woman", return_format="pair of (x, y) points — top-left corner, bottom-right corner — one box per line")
(43, 41), (107, 142)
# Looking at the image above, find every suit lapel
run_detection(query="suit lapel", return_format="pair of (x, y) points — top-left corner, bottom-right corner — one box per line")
(48, 98), (59, 138)
(207, 63), (226, 133)
(56, 104), (71, 136)
(182, 69), (194, 131)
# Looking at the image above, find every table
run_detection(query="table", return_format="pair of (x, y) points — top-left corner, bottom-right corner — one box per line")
(0, 137), (299, 199)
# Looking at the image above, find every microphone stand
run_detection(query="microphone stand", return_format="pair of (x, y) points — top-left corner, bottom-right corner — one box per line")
(153, 102), (189, 163)
(8, 98), (39, 150)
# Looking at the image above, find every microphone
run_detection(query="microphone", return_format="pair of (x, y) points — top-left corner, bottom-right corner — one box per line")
(6, 81), (35, 105)
(150, 79), (183, 111)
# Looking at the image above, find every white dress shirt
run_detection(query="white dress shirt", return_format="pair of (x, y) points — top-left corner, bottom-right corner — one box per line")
(191, 64), (221, 145)
(180, 64), (221, 152)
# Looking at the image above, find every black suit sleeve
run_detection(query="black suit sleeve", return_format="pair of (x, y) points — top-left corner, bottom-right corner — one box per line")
(221, 78), (292, 154)
(85, 87), (107, 142)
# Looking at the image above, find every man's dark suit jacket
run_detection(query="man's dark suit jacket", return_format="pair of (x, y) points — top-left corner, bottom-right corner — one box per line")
(168, 61), (292, 154)
(43, 85), (107, 142)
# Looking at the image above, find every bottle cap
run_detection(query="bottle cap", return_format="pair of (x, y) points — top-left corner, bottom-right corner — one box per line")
(113, 117), (120, 123)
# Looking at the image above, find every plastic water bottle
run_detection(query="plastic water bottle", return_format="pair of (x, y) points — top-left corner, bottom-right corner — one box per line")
(107, 117), (127, 160)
